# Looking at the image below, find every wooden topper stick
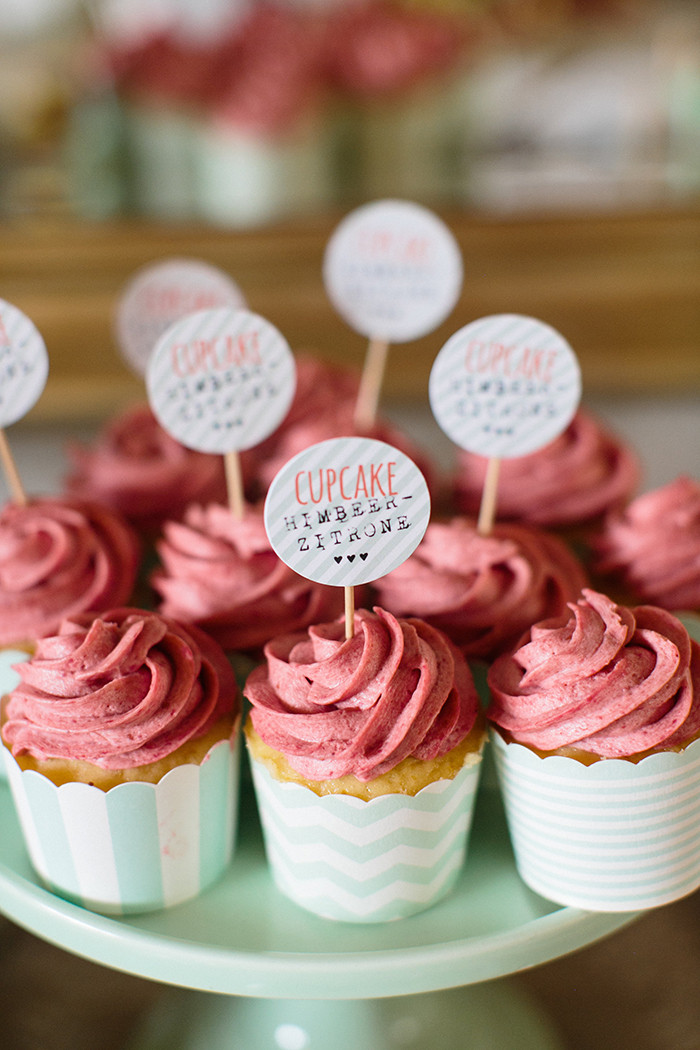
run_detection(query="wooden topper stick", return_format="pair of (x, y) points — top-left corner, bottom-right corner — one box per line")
(354, 337), (390, 431)
(224, 450), (245, 521)
(344, 585), (355, 640)
(477, 457), (501, 536)
(0, 428), (26, 506)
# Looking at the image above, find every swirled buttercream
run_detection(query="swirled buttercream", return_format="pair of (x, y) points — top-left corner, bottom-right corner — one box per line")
(487, 589), (700, 758)
(374, 518), (587, 661)
(2, 608), (239, 769)
(453, 409), (640, 529)
(245, 607), (480, 781)
(0, 498), (140, 645)
(65, 404), (227, 532)
(592, 476), (700, 611)
(152, 503), (344, 652)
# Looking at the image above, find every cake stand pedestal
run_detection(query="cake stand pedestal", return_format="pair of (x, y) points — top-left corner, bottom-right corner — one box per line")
(0, 783), (638, 1050)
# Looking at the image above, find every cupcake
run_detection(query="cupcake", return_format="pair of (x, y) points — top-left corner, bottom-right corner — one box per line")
(373, 516), (588, 664)
(0, 496), (140, 772)
(323, 0), (467, 204)
(1, 607), (241, 914)
(452, 408), (640, 538)
(487, 588), (700, 910)
(591, 475), (700, 612)
(193, 6), (335, 228)
(244, 606), (485, 922)
(116, 32), (209, 220)
(151, 501), (345, 664)
(64, 403), (227, 535)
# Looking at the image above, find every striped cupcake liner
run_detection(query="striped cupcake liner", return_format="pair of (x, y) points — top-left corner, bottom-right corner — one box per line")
(250, 750), (483, 923)
(491, 731), (700, 911)
(0, 648), (31, 781)
(3, 735), (240, 914)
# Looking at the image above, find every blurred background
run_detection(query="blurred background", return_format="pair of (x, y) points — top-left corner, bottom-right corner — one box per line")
(0, 5), (698, 1049)
(0, 0), (698, 225)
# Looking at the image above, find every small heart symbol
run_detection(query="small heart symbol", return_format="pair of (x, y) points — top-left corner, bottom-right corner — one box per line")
(334, 556), (342, 564)
(347, 554), (356, 562)
(359, 552), (368, 561)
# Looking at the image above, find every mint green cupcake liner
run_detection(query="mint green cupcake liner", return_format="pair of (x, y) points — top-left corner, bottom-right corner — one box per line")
(3, 734), (240, 914)
(492, 730), (700, 912)
(250, 748), (483, 923)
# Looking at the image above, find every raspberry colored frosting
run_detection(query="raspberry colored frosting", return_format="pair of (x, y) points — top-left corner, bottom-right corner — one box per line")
(245, 607), (480, 781)
(373, 517), (588, 661)
(152, 503), (344, 653)
(453, 409), (640, 529)
(592, 476), (700, 611)
(0, 498), (140, 645)
(487, 589), (700, 758)
(2, 608), (239, 770)
(65, 404), (227, 533)
(323, 1), (463, 98)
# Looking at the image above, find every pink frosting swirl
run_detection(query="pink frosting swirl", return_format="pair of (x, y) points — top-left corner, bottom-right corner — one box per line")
(152, 503), (344, 653)
(65, 404), (227, 533)
(592, 476), (700, 611)
(487, 589), (700, 758)
(0, 498), (140, 645)
(245, 607), (480, 781)
(453, 409), (640, 529)
(373, 518), (588, 661)
(2, 608), (239, 769)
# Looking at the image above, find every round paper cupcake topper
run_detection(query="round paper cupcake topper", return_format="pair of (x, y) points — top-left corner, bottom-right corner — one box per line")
(0, 299), (49, 427)
(323, 199), (463, 343)
(265, 436), (431, 588)
(115, 258), (246, 376)
(146, 307), (296, 454)
(429, 314), (581, 459)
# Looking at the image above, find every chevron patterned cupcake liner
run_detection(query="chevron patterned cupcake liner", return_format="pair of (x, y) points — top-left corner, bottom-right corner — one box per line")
(492, 730), (700, 912)
(250, 751), (483, 923)
(3, 735), (240, 915)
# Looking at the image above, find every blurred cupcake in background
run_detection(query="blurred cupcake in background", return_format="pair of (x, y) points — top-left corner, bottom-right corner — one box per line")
(373, 515), (588, 665)
(64, 403), (227, 536)
(591, 475), (700, 612)
(0, 496), (140, 772)
(452, 408), (640, 542)
(193, 4), (336, 227)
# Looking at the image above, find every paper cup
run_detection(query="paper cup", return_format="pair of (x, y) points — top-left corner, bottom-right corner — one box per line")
(0, 647), (31, 781)
(3, 735), (240, 914)
(492, 730), (700, 911)
(250, 751), (483, 923)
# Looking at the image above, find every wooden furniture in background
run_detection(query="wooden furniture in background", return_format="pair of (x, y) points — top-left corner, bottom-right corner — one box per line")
(0, 206), (697, 423)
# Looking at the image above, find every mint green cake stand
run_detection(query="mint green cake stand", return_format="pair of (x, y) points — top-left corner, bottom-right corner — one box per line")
(0, 782), (637, 1049)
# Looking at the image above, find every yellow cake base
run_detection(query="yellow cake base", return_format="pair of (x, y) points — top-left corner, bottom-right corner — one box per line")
(245, 716), (485, 801)
(494, 724), (700, 767)
(1, 714), (239, 790)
